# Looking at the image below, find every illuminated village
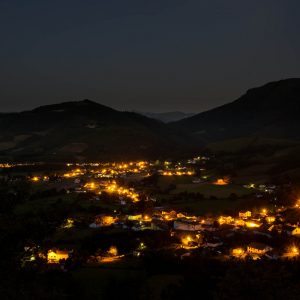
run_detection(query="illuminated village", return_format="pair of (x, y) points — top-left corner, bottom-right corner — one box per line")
(0, 155), (295, 271)
(2, 153), (300, 299)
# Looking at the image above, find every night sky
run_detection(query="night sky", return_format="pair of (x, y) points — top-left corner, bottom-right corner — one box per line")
(1, 0), (300, 113)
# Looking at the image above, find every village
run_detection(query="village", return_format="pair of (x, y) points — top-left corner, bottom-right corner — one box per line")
(22, 204), (300, 266)
(3, 156), (297, 270)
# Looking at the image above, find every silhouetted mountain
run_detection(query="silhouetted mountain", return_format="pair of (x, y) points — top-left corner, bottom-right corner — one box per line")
(0, 100), (196, 162)
(139, 111), (195, 123)
(172, 79), (300, 143)
(2, 79), (299, 165)
(171, 79), (300, 181)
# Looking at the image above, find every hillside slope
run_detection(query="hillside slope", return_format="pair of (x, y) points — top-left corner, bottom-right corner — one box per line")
(0, 100), (196, 162)
(172, 79), (300, 143)
(171, 79), (300, 181)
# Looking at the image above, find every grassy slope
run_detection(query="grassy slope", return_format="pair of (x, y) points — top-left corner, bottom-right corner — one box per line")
(206, 137), (300, 182)
(171, 183), (251, 198)
(0, 100), (196, 162)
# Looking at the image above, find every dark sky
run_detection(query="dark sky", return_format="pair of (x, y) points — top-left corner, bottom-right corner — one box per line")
(1, 0), (300, 113)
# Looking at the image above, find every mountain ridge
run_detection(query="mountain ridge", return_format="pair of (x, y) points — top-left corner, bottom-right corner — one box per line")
(0, 100), (197, 162)
(171, 78), (300, 142)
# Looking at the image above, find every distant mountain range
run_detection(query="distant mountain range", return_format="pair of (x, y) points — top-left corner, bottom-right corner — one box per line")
(139, 111), (195, 123)
(1, 78), (300, 165)
(0, 100), (196, 162)
(171, 78), (300, 143)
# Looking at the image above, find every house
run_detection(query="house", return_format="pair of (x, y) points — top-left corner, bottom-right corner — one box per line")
(231, 248), (245, 257)
(47, 249), (69, 264)
(213, 178), (229, 185)
(235, 219), (245, 226)
(245, 220), (262, 228)
(247, 242), (272, 255)
(131, 221), (155, 231)
(90, 214), (118, 228)
(204, 237), (223, 248)
(180, 233), (201, 249)
(162, 210), (177, 221)
(292, 226), (300, 236)
(239, 211), (251, 219)
(174, 219), (202, 231)
(152, 208), (176, 220)
(218, 216), (234, 225)
(266, 216), (275, 223)
(127, 214), (142, 221)
(177, 213), (197, 220)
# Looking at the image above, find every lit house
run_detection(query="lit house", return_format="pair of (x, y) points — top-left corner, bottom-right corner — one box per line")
(247, 242), (272, 255)
(218, 216), (234, 225)
(89, 214), (118, 228)
(47, 249), (69, 264)
(245, 220), (262, 228)
(266, 216), (275, 223)
(231, 248), (245, 257)
(291, 226), (300, 236)
(162, 210), (177, 221)
(174, 219), (202, 231)
(239, 211), (251, 219)
(213, 178), (229, 185)
(127, 214), (142, 221)
(180, 234), (201, 249)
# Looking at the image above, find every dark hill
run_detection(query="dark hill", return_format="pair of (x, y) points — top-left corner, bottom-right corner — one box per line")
(171, 79), (300, 181)
(172, 79), (300, 143)
(0, 100), (196, 162)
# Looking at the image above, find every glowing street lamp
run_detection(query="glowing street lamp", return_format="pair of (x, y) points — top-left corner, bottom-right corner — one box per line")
(292, 247), (299, 255)
(261, 208), (268, 216)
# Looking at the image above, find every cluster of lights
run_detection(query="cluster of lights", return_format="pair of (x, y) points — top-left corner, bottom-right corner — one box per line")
(0, 163), (36, 168)
(261, 209), (268, 216)
(232, 248), (245, 257)
(295, 199), (300, 208)
(30, 176), (49, 182)
(218, 216), (234, 225)
(143, 215), (151, 222)
(90, 161), (148, 177)
(162, 171), (194, 176)
(84, 182), (97, 190)
(292, 246), (299, 255)
(266, 216), (275, 223)
(61, 218), (74, 229)
(0, 163), (13, 168)
(181, 235), (199, 249)
(63, 168), (85, 178)
(181, 235), (192, 246)
(245, 221), (261, 228)
(105, 182), (139, 202)
(213, 178), (229, 185)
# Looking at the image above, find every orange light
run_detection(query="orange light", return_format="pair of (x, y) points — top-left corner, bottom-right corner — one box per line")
(214, 178), (229, 185)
